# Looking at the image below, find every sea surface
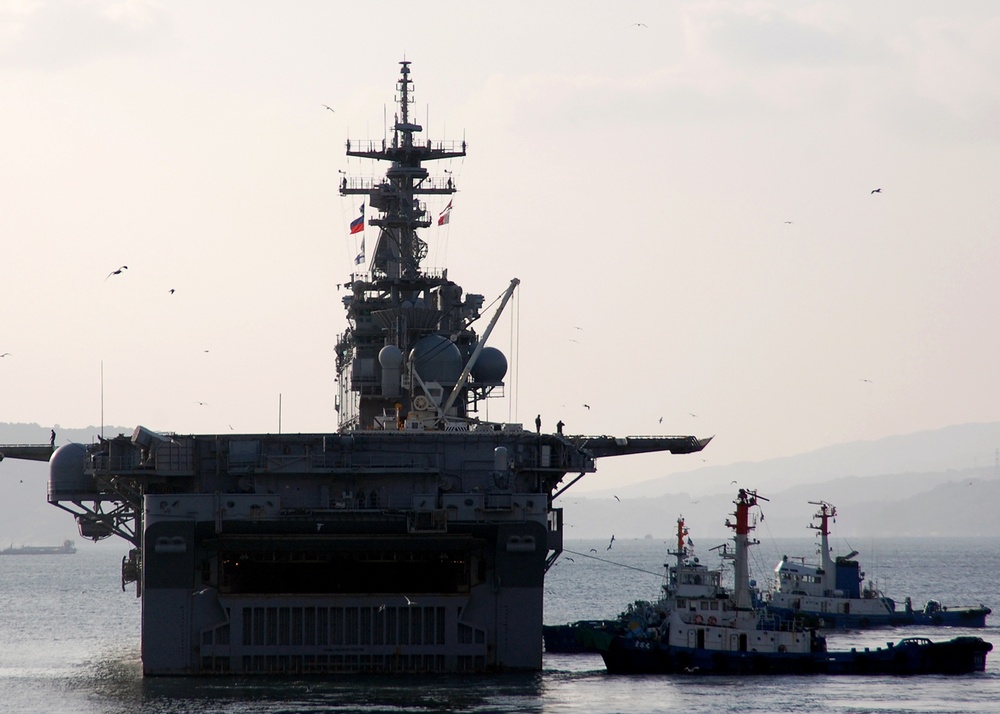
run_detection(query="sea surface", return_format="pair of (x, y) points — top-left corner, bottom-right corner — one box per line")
(1, 536), (997, 713)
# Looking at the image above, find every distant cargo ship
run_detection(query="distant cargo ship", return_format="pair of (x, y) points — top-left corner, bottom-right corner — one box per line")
(1, 539), (76, 555)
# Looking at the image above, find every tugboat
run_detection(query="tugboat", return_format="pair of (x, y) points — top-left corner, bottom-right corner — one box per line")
(766, 501), (991, 629)
(544, 516), (729, 653)
(595, 489), (993, 675)
(0, 61), (711, 675)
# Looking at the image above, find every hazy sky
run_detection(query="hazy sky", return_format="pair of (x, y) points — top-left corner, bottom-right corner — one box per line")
(2, 1), (998, 493)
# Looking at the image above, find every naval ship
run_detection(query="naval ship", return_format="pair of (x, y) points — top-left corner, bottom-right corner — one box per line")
(0, 61), (710, 675)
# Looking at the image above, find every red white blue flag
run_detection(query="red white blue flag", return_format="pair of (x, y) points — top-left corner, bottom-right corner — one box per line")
(350, 203), (365, 234)
(437, 199), (452, 226)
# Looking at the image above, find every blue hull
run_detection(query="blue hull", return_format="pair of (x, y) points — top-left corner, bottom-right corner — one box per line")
(601, 635), (992, 675)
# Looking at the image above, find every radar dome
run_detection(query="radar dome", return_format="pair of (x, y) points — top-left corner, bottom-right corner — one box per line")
(471, 347), (507, 383)
(48, 442), (94, 501)
(409, 334), (463, 384)
(378, 345), (403, 368)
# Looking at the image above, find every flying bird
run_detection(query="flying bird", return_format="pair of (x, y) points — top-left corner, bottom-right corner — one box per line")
(565, 557), (575, 562)
(195, 401), (209, 406)
(614, 495), (620, 502)
(784, 221), (793, 224)
(590, 548), (598, 553)
(0, 352), (10, 357)
(105, 265), (128, 280)
(168, 289), (175, 295)
(583, 404), (591, 410)
(860, 378), (872, 383)
(658, 416), (663, 423)
(403, 596), (416, 606)
(607, 534), (615, 550)
(632, 22), (648, 27)
(871, 188), (882, 194)
(322, 104), (335, 113)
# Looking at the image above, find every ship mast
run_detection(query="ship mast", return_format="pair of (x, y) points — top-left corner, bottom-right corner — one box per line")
(341, 60), (464, 280)
(725, 488), (766, 611)
(808, 500), (836, 593)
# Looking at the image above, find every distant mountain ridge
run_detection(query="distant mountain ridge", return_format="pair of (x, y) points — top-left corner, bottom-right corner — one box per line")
(583, 421), (1000, 500)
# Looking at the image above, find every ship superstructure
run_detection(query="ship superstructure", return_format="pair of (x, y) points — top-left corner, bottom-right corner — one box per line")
(3, 61), (710, 675)
(766, 501), (991, 628)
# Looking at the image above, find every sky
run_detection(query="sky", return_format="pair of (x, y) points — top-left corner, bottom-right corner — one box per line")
(2, 1), (999, 494)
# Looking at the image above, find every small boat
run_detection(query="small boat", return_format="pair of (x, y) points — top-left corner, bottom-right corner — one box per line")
(0, 539), (76, 555)
(593, 489), (993, 675)
(766, 501), (991, 629)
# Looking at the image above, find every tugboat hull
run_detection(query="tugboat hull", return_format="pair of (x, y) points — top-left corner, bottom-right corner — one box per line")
(601, 635), (993, 675)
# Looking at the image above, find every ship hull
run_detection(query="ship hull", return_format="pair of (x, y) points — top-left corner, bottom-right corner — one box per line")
(542, 620), (619, 653)
(766, 605), (991, 629)
(600, 635), (992, 675)
(141, 493), (549, 675)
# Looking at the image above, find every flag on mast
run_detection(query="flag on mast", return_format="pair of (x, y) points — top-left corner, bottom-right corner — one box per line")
(437, 199), (453, 226)
(354, 236), (365, 265)
(350, 203), (365, 234)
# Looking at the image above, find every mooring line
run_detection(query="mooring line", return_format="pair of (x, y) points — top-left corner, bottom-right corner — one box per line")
(563, 549), (662, 578)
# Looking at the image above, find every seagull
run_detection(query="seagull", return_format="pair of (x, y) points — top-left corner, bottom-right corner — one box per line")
(860, 378), (872, 383)
(784, 221), (793, 224)
(322, 104), (335, 113)
(614, 495), (620, 502)
(195, 401), (209, 406)
(871, 188), (882, 194)
(105, 265), (128, 280)
(377, 603), (386, 612)
(0, 352), (10, 357)
(403, 596), (416, 606)
(731, 480), (738, 485)
(168, 289), (175, 295)
(689, 413), (698, 417)
(658, 416), (663, 423)
(607, 535), (615, 550)
(632, 22), (648, 27)
(565, 557), (575, 562)
(583, 404), (591, 410)
(590, 548), (598, 553)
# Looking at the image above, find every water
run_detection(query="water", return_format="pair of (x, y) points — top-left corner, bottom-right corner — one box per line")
(1, 537), (997, 713)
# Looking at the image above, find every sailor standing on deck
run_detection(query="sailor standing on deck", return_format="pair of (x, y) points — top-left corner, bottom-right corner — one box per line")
(535, 415), (541, 433)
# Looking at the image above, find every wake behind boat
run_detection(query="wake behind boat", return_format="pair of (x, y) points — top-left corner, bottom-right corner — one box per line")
(766, 501), (991, 629)
(592, 489), (992, 675)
